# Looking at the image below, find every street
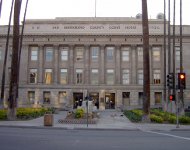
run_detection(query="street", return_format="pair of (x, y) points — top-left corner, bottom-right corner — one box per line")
(0, 127), (190, 150)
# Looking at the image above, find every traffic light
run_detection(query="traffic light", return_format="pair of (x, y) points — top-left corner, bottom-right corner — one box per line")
(167, 73), (174, 89)
(178, 73), (186, 89)
(169, 94), (175, 101)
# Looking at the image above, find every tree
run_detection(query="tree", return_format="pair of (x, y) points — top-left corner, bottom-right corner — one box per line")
(142, 0), (150, 122)
(7, 0), (22, 120)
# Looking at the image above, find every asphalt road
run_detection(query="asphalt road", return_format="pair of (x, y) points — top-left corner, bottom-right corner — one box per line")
(0, 127), (190, 150)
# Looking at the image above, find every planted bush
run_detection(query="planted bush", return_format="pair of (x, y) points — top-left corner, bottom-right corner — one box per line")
(75, 108), (85, 119)
(179, 116), (190, 124)
(150, 114), (163, 123)
(124, 110), (142, 122)
(0, 109), (7, 120)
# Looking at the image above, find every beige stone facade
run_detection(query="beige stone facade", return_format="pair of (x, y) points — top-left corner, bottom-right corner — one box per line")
(0, 17), (190, 110)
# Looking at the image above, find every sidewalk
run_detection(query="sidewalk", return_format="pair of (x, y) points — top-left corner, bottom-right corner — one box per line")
(0, 110), (190, 131)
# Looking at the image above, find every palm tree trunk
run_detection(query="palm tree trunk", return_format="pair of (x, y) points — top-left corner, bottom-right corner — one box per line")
(8, 0), (22, 120)
(142, 0), (150, 122)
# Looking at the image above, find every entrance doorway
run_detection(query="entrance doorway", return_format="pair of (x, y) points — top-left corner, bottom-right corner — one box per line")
(89, 92), (99, 109)
(73, 92), (83, 109)
(105, 93), (115, 109)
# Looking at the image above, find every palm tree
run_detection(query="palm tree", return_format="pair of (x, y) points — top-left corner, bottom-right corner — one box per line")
(8, 0), (22, 120)
(142, 0), (150, 122)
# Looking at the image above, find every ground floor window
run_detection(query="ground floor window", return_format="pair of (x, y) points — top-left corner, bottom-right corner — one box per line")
(89, 92), (99, 109)
(155, 92), (162, 104)
(138, 92), (143, 105)
(43, 91), (51, 104)
(28, 91), (35, 104)
(58, 91), (67, 104)
(73, 92), (83, 109)
(122, 92), (130, 106)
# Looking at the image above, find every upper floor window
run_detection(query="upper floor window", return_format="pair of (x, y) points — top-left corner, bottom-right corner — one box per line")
(122, 47), (130, 61)
(91, 46), (99, 61)
(45, 69), (53, 84)
(75, 47), (84, 61)
(137, 47), (143, 62)
(122, 69), (130, 84)
(106, 69), (114, 85)
(138, 69), (143, 85)
(153, 69), (161, 84)
(30, 47), (38, 61)
(60, 69), (68, 84)
(175, 47), (180, 61)
(29, 69), (37, 84)
(91, 69), (99, 85)
(106, 47), (114, 61)
(60, 47), (68, 61)
(76, 69), (83, 84)
(152, 47), (161, 61)
(45, 47), (53, 62)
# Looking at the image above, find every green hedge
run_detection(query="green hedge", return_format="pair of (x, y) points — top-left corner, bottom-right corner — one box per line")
(0, 107), (55, 120)
(124, 109), (190, 124)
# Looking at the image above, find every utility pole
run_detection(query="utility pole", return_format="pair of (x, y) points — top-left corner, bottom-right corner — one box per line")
(163, 0), (167, 111)
(7, 0), (22, 120)
(142, 0), (150, 122)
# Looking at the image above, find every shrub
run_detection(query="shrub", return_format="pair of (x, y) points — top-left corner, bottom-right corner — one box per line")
(150, 114), (163, 123)
(0, 109), (7, 120)
(124, 110), (142, 122)
(168, 115), (176, 124)
(75, 108), (85, 119)
(179, 116), (190, 124)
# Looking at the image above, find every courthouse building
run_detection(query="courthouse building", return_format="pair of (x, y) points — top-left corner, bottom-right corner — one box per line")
(0, 16), (190, 110)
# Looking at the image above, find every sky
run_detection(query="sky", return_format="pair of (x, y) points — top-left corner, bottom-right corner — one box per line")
(0, 0), (190, 25)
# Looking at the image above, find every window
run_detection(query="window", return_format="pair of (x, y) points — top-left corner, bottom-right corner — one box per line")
(122, 47), (130, 61)
(28, 91), (35, 104)
(107, 69), (114, 85)
(76, 69), (83, 84)
(91, 46), (99, 61)
(155, 92), (162, 104)
(122, 69), (130, 84)
(152, 47), (160, 61)
(175, 47), (180, 61)
(30, 47), (38, 61)
(43, 91), (51, 104)
(75, 47), (84, 61)
(60, 47), (68, 61)
(138, 92), (143, 105)
(137, 47), (143, 62)
(45, 47), (53, 61)
(45, 69), (53, 84)
(59, 91), (67, 104)
(106, 47), (114, 60)
(138, 69), (143, 85)
(91, 69), (99, 84)
(60, 69), (68, 84)
(153, 69), (161, 84)
(29, 69), (37, 84)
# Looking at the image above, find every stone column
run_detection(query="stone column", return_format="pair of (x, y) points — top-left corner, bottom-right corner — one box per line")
(54, 45), (59, 84)
(115, 45), (121, 84)
(84, 45), (90, 85)
(38, 45), (44, 84)
(131, 45), (137, 84)
(69, 45), (74, 84)
(100, 45), (105, 84)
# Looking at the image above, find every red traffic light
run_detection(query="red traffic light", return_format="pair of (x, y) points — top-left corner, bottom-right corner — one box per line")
(169, 95), (175, 101)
